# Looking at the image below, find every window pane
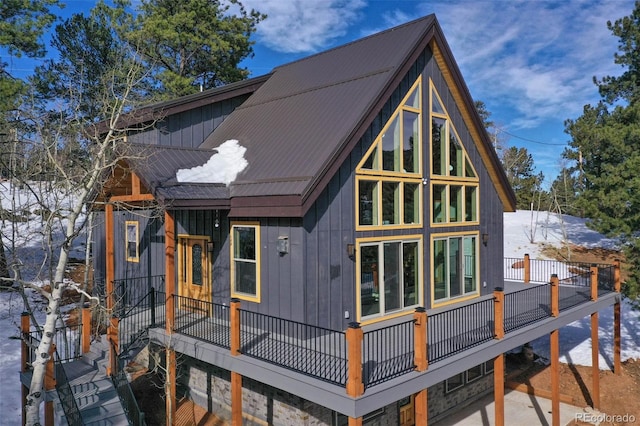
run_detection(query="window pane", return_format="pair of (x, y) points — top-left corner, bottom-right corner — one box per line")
(450, 185), (462, 222)
(403, 242), (418, 307)
(467, 364), (483, 382)
(449, 238), (462, 297)
(234, 260), (256, 295)
(433, 184), (446, 223)
(382, 115), (401, 172)
(446, 372), (464, 392)
(234, 227), (256, 260)
(362, 145), (379, 170)
(431, 117), (446, 175)
(384, 242), (401, 312)
(403, 111), (419, 173)
(360, 245), (380, 317)
(464, 237), (477, 294)
(192, 244), (203, 285)
(382, 181), (399, 225)
(359, 180), (378, 226)
(465, 157), (476, 178)
(465, 186), (477, 222)
(432, 89), (445, 114)
(405, 85), (420, 109)
(127, 242), (137, 259)
(404, 183), (419, 225)
(433, 239), (447, 300)
(449, 131), (463, 176)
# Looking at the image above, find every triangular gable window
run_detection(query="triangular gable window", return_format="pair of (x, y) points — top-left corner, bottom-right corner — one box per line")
(430, 80), (479, 225)
(356, 76), (423, 229)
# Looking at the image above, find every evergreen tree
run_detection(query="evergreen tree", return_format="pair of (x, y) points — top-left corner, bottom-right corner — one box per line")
(501, 146), (545, 210)
(131, 0), (265, 98)
(563, 2), (640, 298)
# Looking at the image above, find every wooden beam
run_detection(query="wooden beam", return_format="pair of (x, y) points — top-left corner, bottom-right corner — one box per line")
(414, 308), (428, 371)
(524, 254), (530, 284)
(82, 306), (91, 354)
(346, 322), (364, 397)
(494, 354), (505, 426)
(591, 312), (600, 409)
(131, 172), (141, 195)
(494, 288), (504, 339)
(614, 301), (621, 374)
(415, 389), (427, 426)
(551, 274), (559, 317)
(348, 417), (363, 426)
(105, 203), (115, 312)
(551, 329), (560, 426)
(165, 210), (175, 332)
(231, 371), (243, 426)
(110, 193), (155, 203)
(230, 299), (241, 356)
(590, 265), (598, 301)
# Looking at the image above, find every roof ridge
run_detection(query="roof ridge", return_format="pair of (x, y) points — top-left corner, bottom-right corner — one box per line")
(271, 14), (435, 71)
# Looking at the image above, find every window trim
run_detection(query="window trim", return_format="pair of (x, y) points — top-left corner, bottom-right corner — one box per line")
(430, 181), (480, 227)
(356, 234), (423, 323)
(125, 221), (139, 263)
(230, 221), (261, 303)
(430, 231), (480, 308)
(355, 76), (423, 231)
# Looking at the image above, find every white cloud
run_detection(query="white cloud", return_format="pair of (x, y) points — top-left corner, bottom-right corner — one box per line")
(176, 140), (248, 185)
(243, 0), (367, 53)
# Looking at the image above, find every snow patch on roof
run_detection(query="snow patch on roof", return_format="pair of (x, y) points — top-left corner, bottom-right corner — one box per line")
(176, 139), (247, 185)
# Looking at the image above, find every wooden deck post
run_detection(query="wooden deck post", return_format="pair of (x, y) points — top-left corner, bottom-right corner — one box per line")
(105, 203), (115, 376)
(231, 371), (243, 426)
(107, 315), (119, 375)
(414, 307), (428, 372)
(415, 389), (428, 426)
(494, 287), (504, 339)
(348, 417), (363, 426)
(591, 311), (600, 409)
(524, 253), (531, 284)
(165, 210), (175, 333)
(230, 298), (241, 356)
(590, 264), (598, 301)
(614, 259), (621, 375)
(21, 312), (29, 426)
(346, 322), (364, 397)
(494, 354), (505, 426)
(82, 305), (91, 354)
(550, 274), (559, 317)
(44, 343), (56, 426)
(551, 329), (560, 426)
(166, 348), (176, 426)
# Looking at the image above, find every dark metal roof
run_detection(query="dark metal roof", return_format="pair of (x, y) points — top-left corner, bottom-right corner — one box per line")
(200, 15), (437, 203)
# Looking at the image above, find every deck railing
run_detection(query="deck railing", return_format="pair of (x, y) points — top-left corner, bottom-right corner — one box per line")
(173, 295), (230, 349)
(119, 288), (165, 355)
(428, 298), (495, 363)
(504, 284), (550, 332)
(110, 256), (619, 392)
(112, 355), (146, 426)
(238, 308), (348, 386)
(112, 275), (165, 316)
(363, 319), (415, 387)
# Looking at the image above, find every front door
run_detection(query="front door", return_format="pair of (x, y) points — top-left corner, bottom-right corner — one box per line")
(178, 236), (212, 306)
(399, 395), (415, 426)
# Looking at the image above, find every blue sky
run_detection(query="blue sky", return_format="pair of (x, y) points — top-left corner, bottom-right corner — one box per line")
(4, 0), (635, 184)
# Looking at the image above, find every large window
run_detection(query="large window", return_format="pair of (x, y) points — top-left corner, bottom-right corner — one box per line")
(430, 80), (479, 226)
(230, 222), (260, 302)
(358, 237), (422, 320)
(356, 77), (422, 230)
(432, 234), (478, 303)
(125, 221), (139, 262)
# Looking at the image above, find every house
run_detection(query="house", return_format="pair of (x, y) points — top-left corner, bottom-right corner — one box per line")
(94, 14), (622, 425)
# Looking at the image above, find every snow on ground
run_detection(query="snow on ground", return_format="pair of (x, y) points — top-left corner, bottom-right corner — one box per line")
(0, 209), (637, 424)
(504, 210), (640, 368)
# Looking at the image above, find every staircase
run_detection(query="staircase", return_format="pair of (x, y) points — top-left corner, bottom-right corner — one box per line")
(54, 337), (130, 425)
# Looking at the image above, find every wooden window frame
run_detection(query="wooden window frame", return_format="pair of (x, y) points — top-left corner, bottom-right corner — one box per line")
(125, 220), (139, 263)
(230, 222), (261, 303)
(356, 235), (423, 323)
(429, 79), (480, 227)
(355, 76), (423, 231)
